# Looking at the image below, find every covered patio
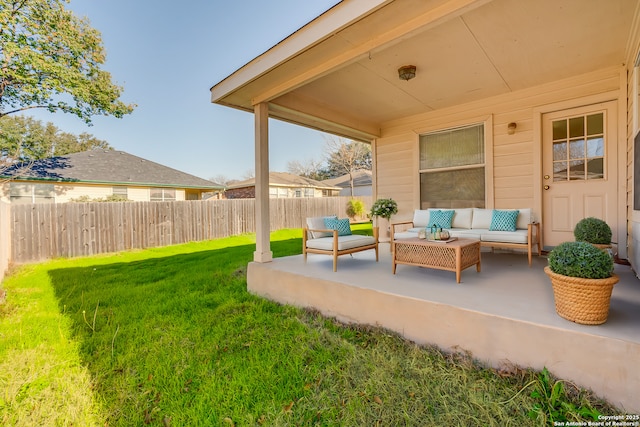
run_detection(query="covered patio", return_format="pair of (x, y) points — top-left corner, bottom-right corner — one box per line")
(210, 0), (640, 414)
(248, 246), (640, 412)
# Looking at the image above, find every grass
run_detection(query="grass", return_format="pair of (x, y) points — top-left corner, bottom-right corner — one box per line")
(0, 224), (621, 426)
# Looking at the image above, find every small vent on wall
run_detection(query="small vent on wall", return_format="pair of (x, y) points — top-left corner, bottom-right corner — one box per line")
(635, 50), (640, 67)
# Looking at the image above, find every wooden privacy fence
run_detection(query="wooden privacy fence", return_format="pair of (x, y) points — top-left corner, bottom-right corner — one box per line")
(10, 196), (371, 263)
(0, 201), (10, 282)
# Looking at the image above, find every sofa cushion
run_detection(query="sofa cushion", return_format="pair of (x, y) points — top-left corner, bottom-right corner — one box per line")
(428, 209), (454, 228)
(407, 227), (426, 233)
(471, 208), (493, 229)
(394, 231), (417, 240)
(490, 210), (519, 232)
(324, 217), (352, 236)
(516, 208), (532, 230)
(306, 235), (376, 251)
(451, 208), (473, 229)
(481, 229), (529, 244)
(447, 229), (482, 240)
(306, 216), (337, 238)
(412, 210), (431, 227)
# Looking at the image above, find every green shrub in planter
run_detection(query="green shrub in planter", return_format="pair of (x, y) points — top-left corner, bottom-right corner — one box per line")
(548, 241), (613, 279)
(573, 217), (612, 245)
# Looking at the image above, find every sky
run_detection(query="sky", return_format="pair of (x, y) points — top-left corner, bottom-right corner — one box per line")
(25, 0), (342, 182)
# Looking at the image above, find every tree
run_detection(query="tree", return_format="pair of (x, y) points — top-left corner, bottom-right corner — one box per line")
(210, 174), (233, 187)
(286, 158), (328, 181)
(324, 136), (372, 196)
(0, 0), (135, 123)
(0, 115), (110, 166)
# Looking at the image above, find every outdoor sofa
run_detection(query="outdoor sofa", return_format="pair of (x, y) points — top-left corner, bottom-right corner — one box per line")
(303, 216), (379, 272)
(391, 208), (542, 266)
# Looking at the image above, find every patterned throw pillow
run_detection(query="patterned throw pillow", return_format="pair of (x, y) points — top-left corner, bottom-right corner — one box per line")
(428, 210), (455, 228)
(324, 217), (352, 236)
(489, 210), (519, 231)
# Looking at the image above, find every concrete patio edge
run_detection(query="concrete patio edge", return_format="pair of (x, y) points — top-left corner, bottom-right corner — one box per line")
(247, 260), (640, 412)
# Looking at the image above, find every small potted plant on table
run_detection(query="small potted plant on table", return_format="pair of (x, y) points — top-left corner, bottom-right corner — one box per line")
(544, 241), (618, 325)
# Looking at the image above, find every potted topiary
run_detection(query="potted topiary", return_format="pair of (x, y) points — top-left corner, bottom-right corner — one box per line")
(544, 241), (618, 325)
(573, 217), (612, 250)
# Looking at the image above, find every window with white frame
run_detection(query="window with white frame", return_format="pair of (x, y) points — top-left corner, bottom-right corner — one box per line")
(150, 188), (176, 201)
(9, 183), (55, 204)
(269, 187), (289, 198)
(304, 188), (314, 197)
(419, 124), (485, 208)
(112, 186), (128, 198)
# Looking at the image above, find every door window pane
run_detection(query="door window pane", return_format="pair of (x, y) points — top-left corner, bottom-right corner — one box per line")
(587, 113), (603, 134)
(569, 116), (584, 138)
(569, 139), (584, 159)
(553, 120), (567, 140)
(553, 141), (567, 161)
(552, 112), (605, 182)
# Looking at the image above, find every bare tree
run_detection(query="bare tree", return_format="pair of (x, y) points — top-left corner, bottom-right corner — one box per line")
(210, 174), (233, 187)
(286, 158), (327, 180)
(324, 136), (371, 196)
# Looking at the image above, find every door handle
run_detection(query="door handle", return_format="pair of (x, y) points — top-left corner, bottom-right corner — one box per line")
(544, 185), (550, 190)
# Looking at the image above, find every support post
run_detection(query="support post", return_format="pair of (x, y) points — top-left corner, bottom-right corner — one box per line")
(254, 102), (273, 263)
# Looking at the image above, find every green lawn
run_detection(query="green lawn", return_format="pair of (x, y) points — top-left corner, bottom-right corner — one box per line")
(0, 225), (619, 426)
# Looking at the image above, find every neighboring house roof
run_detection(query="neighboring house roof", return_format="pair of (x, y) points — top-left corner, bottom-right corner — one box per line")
(322, 169), (372, 189)
(1, 150), (223, 190)
(226, 171), (340, 191)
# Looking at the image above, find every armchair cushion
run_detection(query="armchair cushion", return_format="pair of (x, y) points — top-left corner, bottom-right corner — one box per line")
(324, 217), (352, 236)
(306, 234), (377, 251)
(306, 215), (337, 238)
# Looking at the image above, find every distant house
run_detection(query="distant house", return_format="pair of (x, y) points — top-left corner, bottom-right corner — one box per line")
(322, 169), (372, 197)
(225, 171), (340, 199)
(0, 150), (224, 203)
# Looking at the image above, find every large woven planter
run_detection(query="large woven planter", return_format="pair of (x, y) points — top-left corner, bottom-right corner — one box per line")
(544, 266), (619, 325)
(590, 243), (612, 251)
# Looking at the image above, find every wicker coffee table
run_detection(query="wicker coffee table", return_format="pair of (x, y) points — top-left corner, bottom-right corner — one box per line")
(392, 237), (481, 283)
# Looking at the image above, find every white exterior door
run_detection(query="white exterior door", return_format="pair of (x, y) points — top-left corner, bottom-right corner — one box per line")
(542, 101), (618, 248)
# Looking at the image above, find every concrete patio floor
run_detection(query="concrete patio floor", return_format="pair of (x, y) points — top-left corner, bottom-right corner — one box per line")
(247, 244), (640, 412)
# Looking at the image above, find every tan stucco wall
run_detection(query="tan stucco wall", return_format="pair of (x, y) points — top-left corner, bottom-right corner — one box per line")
(375, 66), (624, 251)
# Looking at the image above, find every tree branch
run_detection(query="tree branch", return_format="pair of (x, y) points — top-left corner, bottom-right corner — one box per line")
(0, 105), (53, 118)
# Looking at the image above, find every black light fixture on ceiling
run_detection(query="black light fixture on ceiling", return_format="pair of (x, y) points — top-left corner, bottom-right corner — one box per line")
(398, 65), (416, 81)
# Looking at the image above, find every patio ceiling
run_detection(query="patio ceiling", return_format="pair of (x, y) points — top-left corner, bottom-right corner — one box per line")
(210, 0), (639, 141)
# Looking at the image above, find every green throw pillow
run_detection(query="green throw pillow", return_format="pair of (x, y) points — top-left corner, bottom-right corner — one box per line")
(428, 210), (455, 228)
(324, 217), (352, 236)
(489, 210), (519, 231)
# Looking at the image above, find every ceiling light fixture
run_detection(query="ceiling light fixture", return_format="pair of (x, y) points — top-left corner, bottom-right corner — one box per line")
(398, 65), (416, 81)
